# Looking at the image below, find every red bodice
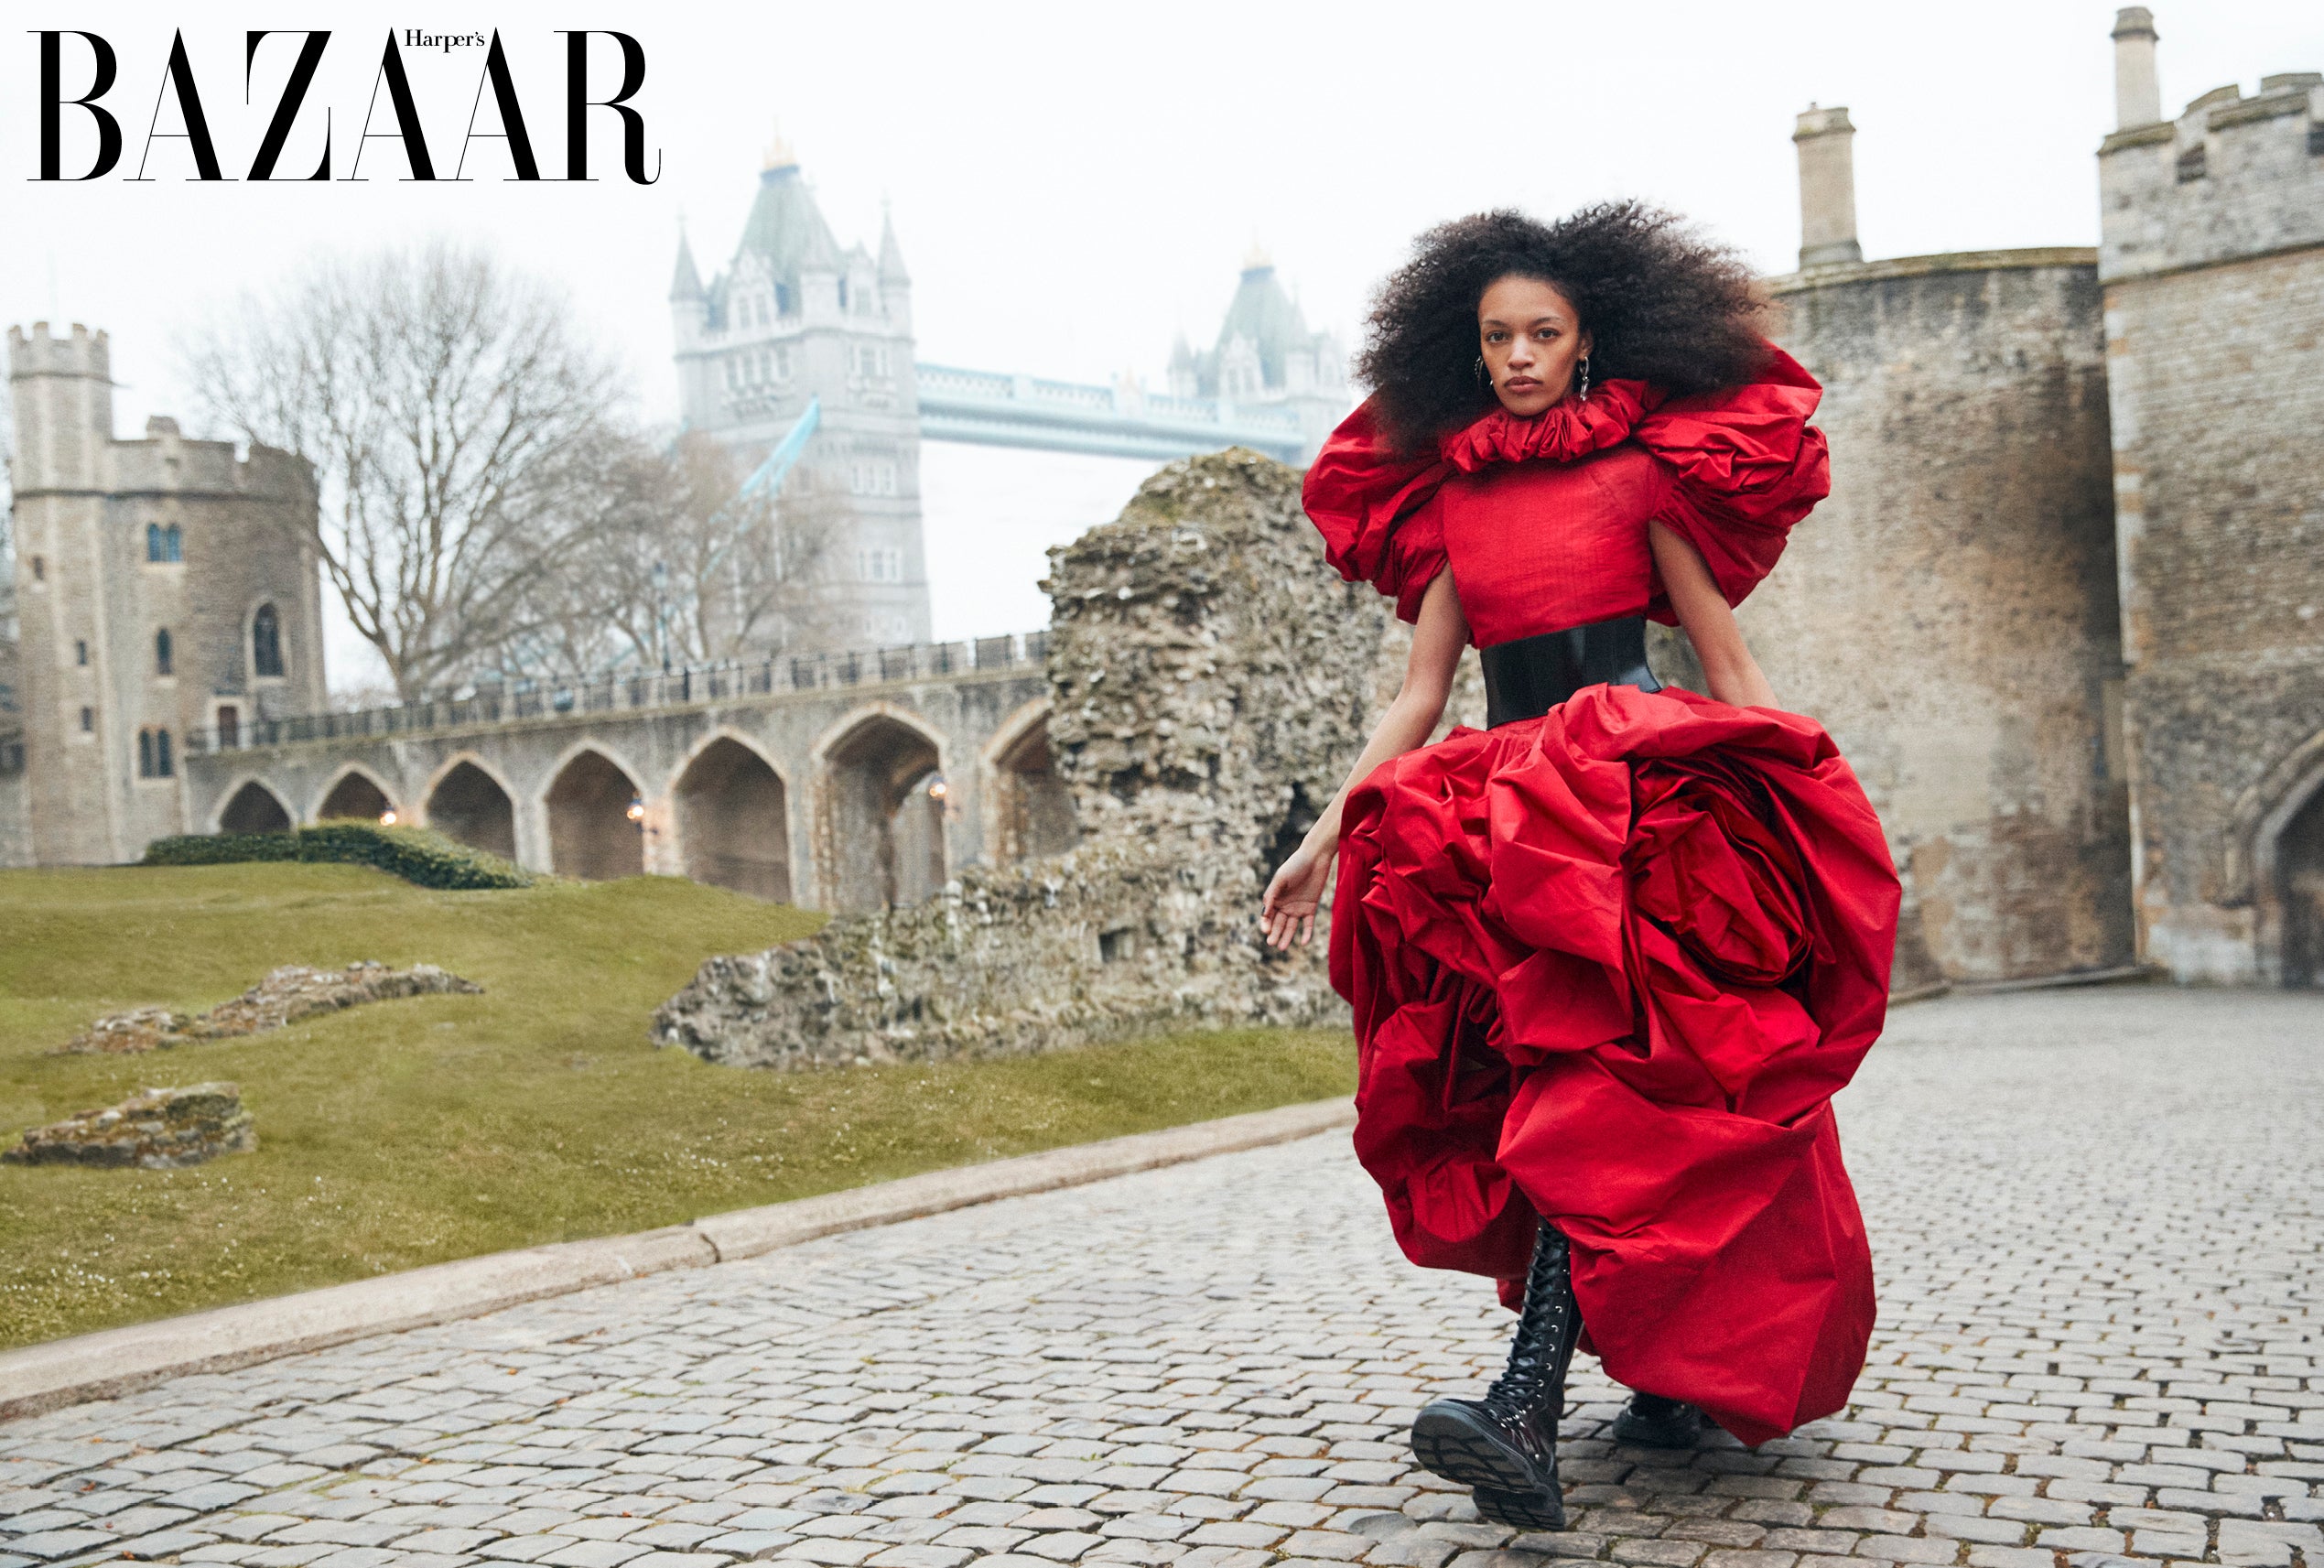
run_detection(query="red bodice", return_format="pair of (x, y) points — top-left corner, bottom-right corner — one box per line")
(1302, 348), (1832, 646)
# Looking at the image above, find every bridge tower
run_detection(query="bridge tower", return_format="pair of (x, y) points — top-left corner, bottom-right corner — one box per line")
(671, 140), (930, 650)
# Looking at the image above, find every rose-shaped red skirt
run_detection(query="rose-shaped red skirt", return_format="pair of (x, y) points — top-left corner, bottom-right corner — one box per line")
(1331, 684), (1900, 1446)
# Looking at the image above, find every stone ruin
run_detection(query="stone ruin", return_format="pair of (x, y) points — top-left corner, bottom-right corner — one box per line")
(60, 962), (482, 1054)
(3, 1083), (256, 1169)
(655, 449), (1496, 1069)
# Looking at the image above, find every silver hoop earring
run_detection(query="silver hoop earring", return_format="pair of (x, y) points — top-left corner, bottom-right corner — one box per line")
(1578, 354), (1592, 401)
(1475, 355), (1490, 388)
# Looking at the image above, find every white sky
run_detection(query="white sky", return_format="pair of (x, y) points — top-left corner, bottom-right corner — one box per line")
(4, 2), (2319, 690)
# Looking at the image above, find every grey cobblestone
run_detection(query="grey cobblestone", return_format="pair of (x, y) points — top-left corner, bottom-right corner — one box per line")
(0, 991), (2317, 1568)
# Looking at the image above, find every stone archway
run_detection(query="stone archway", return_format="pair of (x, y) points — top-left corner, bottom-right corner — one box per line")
(427, 761), (517, 860)
(2277, 786), (2324, 988)
(989, 711), (1076, 866)
(546, 750), (644, 881)
(676, 738), (791, 903)
(822, 715), (946, 914)
(219, 781), (291, 834)
(318, 771), (393, 823)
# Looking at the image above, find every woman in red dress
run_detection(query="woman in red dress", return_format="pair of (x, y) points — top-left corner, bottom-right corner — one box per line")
(1261, 204), (1900, 1530)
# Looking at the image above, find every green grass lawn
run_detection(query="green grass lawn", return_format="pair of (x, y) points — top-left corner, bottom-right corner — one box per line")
(0, 864), (1356, 1350)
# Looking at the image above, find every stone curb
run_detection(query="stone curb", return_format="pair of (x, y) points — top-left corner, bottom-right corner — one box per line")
(0, 1095), (1356, 1424)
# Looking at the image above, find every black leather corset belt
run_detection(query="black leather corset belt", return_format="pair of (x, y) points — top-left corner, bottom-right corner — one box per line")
(1480, 616), (1662, 729)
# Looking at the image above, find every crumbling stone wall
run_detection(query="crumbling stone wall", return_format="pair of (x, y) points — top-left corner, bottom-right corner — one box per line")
(654, 449), (1475, 1068)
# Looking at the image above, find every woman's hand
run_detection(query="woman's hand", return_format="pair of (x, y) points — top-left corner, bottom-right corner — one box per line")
(1261, 838), (1334, 949)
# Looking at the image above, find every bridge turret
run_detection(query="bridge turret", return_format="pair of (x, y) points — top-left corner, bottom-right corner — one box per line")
(878, 205), (913, 334)
(669, 228), (707, 351)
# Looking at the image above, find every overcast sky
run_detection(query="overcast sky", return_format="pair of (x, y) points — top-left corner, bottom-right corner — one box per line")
(4, 1), (2319, 689)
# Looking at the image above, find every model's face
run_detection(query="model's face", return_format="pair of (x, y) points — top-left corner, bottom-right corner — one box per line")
(1478, 274), (1593, 416)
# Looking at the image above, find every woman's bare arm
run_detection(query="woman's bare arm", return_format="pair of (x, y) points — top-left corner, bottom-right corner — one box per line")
(1648, 521), (1778, 709)
(1260, 568), (1468, 948)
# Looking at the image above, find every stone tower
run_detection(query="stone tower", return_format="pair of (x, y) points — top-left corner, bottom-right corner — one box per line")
(6, 323), (324, 864)
(670, 141), (928, 649)
(1167, 247), (1350, 460)
(1750, 114), (2134, 987)
(2094, 11), (2324, 983)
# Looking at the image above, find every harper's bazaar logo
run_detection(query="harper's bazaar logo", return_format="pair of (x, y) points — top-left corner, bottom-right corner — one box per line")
(30, 28), (660, 182)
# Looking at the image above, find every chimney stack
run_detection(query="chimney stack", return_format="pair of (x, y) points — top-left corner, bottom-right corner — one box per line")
(1793, 105), (1863, 269)
(2112, 8), (2162, 128)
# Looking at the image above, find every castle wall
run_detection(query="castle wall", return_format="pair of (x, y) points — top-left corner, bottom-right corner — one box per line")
(7, 324), (325, 866)
(1757, 254), (2134, 986)
(2099, 72), (2324, 983)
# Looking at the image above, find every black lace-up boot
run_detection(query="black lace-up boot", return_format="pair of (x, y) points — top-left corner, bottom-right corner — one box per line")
(1612, 1391), (1702, 1449)
(1409, 1221), (1583, 1530)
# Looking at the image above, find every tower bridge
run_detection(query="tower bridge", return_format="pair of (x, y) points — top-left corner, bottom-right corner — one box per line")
(670, 141), (1351, 647)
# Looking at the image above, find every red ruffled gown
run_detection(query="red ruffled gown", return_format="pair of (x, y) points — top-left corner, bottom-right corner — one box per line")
(1303, 351), (1900, 1447)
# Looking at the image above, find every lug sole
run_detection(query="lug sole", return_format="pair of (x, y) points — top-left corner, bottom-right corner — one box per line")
(1409, 1402), (1562, 1524)
(1471, 1483), (1569, 1532)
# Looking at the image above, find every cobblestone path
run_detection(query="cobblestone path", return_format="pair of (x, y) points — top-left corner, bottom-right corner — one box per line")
(3, 989), (2319, 1568)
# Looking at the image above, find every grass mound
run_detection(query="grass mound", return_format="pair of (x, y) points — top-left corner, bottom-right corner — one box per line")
(141, 823), (533, 889)
(0, 863), (1355, 1349)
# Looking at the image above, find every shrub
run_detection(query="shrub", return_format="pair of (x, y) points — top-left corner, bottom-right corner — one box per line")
(139, 832), (301, 866)
(141, 824), (533, 890)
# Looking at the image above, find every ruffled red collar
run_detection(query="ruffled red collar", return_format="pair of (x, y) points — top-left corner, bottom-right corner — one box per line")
(1437, 379), (1662, 473)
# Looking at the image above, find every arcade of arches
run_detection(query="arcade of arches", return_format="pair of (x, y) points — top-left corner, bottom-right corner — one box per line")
(823, 716), (946, 914)
(219, 781), (291, 834)
(548, 751), (646, 881)
(427, 762), (517, 860)
(677, 739), (792, 903)
(318, 772), (393, 822)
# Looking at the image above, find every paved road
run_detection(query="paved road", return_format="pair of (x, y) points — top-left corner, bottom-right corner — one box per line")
(2, 989), (2319, 1568)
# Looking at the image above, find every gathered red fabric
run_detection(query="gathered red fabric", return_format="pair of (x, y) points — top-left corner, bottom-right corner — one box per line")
(1300, 348), (1832, 637)
(1331, 687), (1898, 1446)
(1304, 346), (1897, 1446)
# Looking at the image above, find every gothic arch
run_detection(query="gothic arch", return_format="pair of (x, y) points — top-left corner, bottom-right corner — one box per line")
(980, 697), (1076, 868)
(812, 703), (952, 914)
(2231, 729), (2324, 986)
(314, 764), (397, 823)
(215, 776), (294, 835)
(669, 728), (793, 903)
(543, 743), (646, 881)
(421, 753), (519, 860)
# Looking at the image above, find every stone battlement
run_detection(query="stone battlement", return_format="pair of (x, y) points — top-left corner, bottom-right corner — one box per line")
(2099, 71), (2324, 281)
(5, 322), (110, 380)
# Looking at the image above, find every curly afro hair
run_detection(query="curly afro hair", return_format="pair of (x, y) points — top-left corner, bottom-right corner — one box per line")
(1355, 201), (1773, 453)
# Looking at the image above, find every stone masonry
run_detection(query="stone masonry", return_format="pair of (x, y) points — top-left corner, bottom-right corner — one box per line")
(0, 987), (2319, 1568)
(653, 449), (1481, 1069)
(2094, 35), (2324, 985)
(1758, 252), (2132, 989)
(6, 324), (326, 867)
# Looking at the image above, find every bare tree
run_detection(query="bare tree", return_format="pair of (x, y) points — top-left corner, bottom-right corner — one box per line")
(503, 429), (856, 677)
(182, 244), (625, 699)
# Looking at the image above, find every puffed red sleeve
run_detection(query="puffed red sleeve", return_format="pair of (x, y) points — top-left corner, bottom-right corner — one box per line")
(1302, 400), (1452, 624)
(1633, 345), (1832, 620)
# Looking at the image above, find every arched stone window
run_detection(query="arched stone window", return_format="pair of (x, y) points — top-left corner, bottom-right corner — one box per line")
(156, 729), (173, 777)
(251, 604), (284, 678)
(146, 524), (183, 563)
(137, 730), (155, 778)
(146, 524), (165, 562)
(155, 628), (173, 676)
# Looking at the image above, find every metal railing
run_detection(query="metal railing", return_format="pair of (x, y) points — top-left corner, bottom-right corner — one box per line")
(182, 630), (1051, 757)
